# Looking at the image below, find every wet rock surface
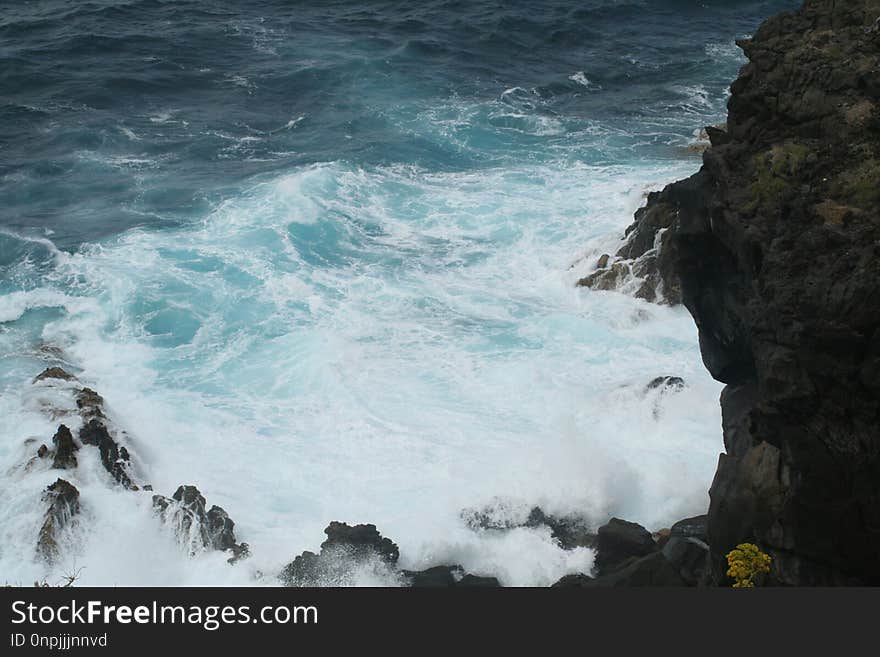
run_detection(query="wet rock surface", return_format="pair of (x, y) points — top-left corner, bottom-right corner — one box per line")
(37, 478), (80, 562)
(50, 425), (78, 470)
(280, 522), (500, 587)
(594, 518), (658, 575)
(583, 0), (880, 585)
(152, 485), (249, 563)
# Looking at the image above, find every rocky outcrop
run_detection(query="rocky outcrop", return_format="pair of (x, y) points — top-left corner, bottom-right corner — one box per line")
(37, 478), (80, 562)
(50, 425), (78, 470)
(553, 517), (692, 587)
(279, 522), (400, 586)
(280, 522), (500, 587)
(79, 419), (135, 489)
(152, 485), (249, 563)
(584, 0), (880, 585)
(33, 367), (76, 383)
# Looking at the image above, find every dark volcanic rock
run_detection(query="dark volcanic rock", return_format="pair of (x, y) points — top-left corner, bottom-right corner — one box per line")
(153, 485), (249, 563)
(589, 0), (880, 584)
(551, 573), (595, 588)
(33, 367), (76, 383)
(50, 425), (78, 470)
(37, 478), (80, 561)
(320, 521), (399, 563)
(594, 518), (657, 575)
(403, 565), (501, 588)
(79, 419), (134, 489)
(280, 522), (400, 586)
(590, 552), (686, 587)
(76, 387), (104, 419)
(554, 553), (687, 588)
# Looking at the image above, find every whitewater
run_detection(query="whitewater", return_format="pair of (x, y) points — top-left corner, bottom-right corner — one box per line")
(0, 0), (799, 586)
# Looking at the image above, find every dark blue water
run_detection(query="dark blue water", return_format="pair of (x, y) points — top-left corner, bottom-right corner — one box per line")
(0, 0), (799, 585)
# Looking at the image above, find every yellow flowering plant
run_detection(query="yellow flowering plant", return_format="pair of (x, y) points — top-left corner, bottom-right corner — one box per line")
(726, 543), (772, 588)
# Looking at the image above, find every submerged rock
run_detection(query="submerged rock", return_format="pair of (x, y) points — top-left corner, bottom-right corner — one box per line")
(645, 376), (685, 393)
(37, 479), (80, 562)
(461, 502), (596, 550)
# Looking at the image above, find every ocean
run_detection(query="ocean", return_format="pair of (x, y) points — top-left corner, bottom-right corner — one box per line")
(0, 0), (798, 586)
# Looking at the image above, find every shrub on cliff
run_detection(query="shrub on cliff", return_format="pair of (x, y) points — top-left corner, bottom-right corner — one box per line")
(726, 543), (771, 588)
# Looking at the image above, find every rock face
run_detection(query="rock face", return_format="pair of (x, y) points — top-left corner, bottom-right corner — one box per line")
(589, 0), (880, 584)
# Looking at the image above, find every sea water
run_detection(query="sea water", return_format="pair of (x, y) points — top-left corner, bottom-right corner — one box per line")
(0, 0), (798, 586)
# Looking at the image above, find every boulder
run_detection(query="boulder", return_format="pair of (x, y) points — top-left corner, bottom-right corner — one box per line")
(594, 518), (657, 575)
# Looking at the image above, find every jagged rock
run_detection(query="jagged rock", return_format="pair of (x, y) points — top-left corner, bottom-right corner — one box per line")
(76, 387), (104, 419)
(37, 444), (48, 458)
(50, 425), (78, 469)
(279, 522), (400, 586)
(153, 485), (248, 563)
(594, 518), (657, 575)
(403, 565), (500, 587)
(33, 367), (75, 383)
(584, 0), (880, 585)
(320, 521), (399, 563)
(37, 479), (80, 561)
(79, 419), (134, 489)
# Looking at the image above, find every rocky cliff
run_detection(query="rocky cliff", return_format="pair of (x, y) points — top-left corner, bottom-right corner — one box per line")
(582, 0), (880, 585)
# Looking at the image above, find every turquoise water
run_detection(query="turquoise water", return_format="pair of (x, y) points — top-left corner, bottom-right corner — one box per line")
(0, 0), (798, 585)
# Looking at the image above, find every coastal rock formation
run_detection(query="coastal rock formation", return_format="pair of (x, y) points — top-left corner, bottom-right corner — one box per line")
(279, 522), (400, 586)
(279, 522), (500, 587)
(50, 425), (78, 470)
(152, 485), (249, 563)
(79, 419), (135, 489)
(584, 0), (880, 584)
(37, 478), (80, 562)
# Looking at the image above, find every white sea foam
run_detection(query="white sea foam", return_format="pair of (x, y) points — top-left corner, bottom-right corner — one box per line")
(0, 157), (721, 586)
